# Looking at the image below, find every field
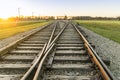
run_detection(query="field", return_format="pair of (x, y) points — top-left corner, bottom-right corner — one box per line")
(76, 20), (120, 43)
(0, 20), (50, 40)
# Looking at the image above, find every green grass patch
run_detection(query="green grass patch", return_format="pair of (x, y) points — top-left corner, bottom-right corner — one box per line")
(75, 20), (120, 43)
(0, 21), (50, 40)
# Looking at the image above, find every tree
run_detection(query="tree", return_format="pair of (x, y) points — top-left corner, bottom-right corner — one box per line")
(64, 15), (67, 20)
(117, 16), (120, 20)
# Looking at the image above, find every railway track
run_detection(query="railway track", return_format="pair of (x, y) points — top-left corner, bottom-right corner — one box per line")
(31, 21), (116, 80)
(0, 21), (117, 80)
(0, 21), (64, 80)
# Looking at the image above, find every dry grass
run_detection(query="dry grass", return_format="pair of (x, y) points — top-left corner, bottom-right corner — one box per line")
(0, 21), (50, 40)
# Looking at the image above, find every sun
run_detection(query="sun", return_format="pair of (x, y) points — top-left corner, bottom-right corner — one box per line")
(0, 12), (12, 20)
(0, 16), (9, 20)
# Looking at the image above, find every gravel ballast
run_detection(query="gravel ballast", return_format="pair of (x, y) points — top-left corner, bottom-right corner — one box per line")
(78, 25), (120, 79)
(0, 22), (120, 79)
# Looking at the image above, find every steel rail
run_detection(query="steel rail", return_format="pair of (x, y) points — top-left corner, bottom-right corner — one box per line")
(20, 22), (66, 80)
(33, 22), (68, 80)
(41, 22), (68, 55)
(48, 22), (68, 46)
(20, 22), (57, 80)
(45, 22), (57, 51)
(72, 22), (117, 80)
(0, 23), (52, 57)
(33, 43), (55, 80)
(20, 43), (47, 80)
(88, 44), (117, 80)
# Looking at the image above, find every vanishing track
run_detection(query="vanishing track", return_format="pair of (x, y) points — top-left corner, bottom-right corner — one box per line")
(0, 21), (64, 80)
(42, 23), (98, 80)
(0, 21), (116, 80)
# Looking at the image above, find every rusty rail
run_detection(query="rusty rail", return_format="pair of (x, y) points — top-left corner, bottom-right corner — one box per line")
(33, 43), (55, 80)
(72, 22), (117, 80)
(33, 22), (68, 80)
(20, 43), (47, 80)
(20, 21), (68, 80)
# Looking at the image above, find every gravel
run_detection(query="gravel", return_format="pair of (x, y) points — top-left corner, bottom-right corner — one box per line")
(59, 21), (66, 28)
(78, 25), (120, 79)
(0, 22), (119, 79)
(46, 69), (95, 76)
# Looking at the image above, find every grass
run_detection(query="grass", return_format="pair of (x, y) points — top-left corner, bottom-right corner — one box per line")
(75, 20), (120, 43)
(0, 21), (50, 40)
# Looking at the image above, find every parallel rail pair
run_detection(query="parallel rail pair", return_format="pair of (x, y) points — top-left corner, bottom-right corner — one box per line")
(0, 21), (116, 80)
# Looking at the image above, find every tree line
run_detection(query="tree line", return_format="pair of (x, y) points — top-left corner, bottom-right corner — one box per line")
(72, 16), (120, 20)
(1, 16), (120, 21)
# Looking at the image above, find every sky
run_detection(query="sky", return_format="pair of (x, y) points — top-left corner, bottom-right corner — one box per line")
(0, 0), (120, 19)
